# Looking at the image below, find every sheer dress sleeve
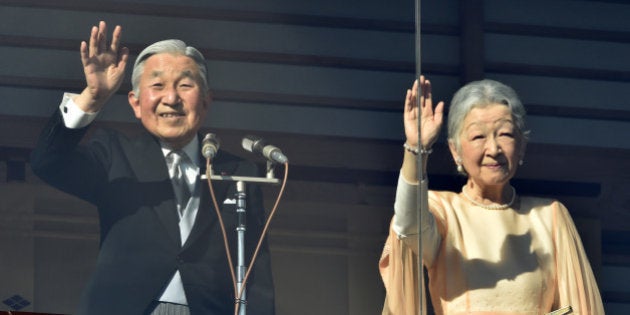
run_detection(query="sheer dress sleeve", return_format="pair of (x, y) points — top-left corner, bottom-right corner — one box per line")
(552, 201), (605, 314)
(380, 173), (445, 315)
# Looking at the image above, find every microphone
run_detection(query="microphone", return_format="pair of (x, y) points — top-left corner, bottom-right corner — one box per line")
(202, 133), (220, 160)
(242, 135), (288, 164)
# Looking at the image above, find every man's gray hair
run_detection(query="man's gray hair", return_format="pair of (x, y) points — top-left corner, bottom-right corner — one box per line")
(130, 39), (209, 95)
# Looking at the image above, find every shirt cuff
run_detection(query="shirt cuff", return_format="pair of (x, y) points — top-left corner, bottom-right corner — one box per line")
(60, 92), (99, 129)
(392, 172), (419, 237)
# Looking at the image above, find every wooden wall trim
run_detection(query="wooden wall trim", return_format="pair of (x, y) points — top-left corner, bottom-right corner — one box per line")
(4, 33), (630, 84)
(486, 62), (630, 82)
(602, 291), (630, 305)
(0, 34), (417, 74)
(486, 22), (630, 44)
(2, 75), (630, 122)
(5, 1), (630, 43)
(0, 0), (447, 33)
(0, 116), (616, 200)
(3, 0), (629, 44)
(526, 103), (630, 122)
(0, 74), (402, 111)
(459, 0), (485, 82)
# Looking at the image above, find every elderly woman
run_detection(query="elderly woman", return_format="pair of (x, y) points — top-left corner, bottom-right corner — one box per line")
(379, 77), (604, 315)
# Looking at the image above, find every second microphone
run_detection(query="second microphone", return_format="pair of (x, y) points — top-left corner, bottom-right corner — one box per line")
(241, 135), (288, 164)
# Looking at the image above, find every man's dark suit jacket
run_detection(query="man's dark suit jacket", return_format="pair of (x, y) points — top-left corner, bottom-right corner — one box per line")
(30, 110), (275, 315)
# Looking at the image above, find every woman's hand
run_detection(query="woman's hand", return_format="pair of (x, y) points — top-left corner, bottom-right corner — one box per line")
(404, 76), (444, 149)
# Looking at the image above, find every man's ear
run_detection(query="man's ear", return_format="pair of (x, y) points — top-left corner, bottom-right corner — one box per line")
(203, 89), (213, 109)
(128, 91), (141, 119)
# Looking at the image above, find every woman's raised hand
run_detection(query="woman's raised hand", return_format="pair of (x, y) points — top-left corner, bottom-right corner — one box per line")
(403, 76), (444, 150)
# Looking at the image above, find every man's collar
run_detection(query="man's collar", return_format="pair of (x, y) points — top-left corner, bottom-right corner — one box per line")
(160, 135), (200, 167)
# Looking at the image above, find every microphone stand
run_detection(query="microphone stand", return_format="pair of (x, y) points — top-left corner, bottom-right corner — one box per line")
(414, 0), (427, 315)
(201, 161), (280, 315)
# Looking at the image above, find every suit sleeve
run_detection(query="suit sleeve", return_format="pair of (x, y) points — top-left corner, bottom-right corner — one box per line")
(30, 108), (110, 204)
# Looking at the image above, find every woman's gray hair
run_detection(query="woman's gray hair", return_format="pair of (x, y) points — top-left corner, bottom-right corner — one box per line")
(130, 39), (209, 96)
(447, 79), (529, 152)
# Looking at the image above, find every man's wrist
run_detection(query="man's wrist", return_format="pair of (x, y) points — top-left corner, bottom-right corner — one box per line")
(60, 92), (99, 129)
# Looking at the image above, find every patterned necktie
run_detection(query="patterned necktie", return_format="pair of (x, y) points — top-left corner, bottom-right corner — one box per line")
(167, 150), (191, 216)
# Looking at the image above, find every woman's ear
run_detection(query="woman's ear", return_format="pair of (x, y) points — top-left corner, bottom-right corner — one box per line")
(519, 140), (527, 165)
(449, 139), (466, 174)
(448, 139), (460, 165)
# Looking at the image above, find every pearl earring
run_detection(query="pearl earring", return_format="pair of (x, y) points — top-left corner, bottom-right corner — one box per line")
(519, 159), (524, 166)
(456, 158), (464, 173)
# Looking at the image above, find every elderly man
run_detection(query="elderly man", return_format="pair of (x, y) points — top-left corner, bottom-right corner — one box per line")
(31, 21), (275, 315)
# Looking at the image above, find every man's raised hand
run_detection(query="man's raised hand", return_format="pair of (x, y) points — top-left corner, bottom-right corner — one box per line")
(76, 21), (129, 112)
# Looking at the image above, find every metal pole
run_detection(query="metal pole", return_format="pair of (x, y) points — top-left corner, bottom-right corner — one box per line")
(203, 162), (281, 315)
(235, 180), (247, 315)
(414, 0), (427, 314)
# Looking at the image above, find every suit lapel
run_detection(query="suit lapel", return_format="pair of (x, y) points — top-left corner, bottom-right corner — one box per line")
(128, 131), (242, 250)
(129, 131), (181, 246)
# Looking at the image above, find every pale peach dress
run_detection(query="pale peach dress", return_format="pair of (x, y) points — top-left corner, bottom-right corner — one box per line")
(379, 176), (604, 315)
